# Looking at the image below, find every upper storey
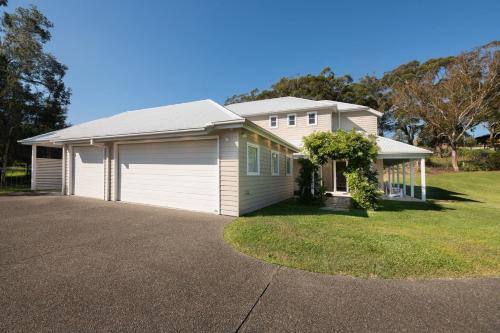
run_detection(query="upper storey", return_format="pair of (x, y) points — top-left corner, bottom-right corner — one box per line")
(225, 97), (382, 147)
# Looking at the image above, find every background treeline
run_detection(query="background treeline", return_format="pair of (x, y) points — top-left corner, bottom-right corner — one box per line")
(226, 42), (499, 171)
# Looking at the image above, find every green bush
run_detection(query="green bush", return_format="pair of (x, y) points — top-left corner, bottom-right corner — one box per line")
(345, 168), (380, 210)
(460, 149), (500, 171)
(302, 130), (379, 209)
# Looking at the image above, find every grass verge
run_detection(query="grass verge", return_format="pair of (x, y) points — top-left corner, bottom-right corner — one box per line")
(224, 171), (500, 278)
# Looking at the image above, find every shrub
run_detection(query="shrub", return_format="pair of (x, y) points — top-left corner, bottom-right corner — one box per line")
(460, 149), (500, 171)
(345, 167), (380, 210)
(302, 130), (379, 209)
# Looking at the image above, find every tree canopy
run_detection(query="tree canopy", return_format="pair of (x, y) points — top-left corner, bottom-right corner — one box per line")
(225, 41), (499, 171)
(0, 3), (70, 179)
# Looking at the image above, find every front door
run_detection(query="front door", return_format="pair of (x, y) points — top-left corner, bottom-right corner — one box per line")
(335, 161), (347, 192)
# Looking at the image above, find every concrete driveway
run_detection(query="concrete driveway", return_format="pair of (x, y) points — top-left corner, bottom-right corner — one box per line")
(0, 195), (498, 332)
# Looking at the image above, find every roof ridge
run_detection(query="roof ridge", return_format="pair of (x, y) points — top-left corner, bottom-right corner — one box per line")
(206, 99), (244, 120)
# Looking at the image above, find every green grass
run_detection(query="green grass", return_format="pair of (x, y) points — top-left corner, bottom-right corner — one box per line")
(224, 171), (500, 279)
(4, 167), (28, 177)
(0, 187), (31, 194)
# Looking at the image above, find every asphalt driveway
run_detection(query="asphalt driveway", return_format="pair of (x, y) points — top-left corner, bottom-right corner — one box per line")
(0, 195), (498, 332)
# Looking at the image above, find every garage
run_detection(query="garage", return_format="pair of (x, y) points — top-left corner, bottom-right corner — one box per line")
(73, 146), (105, 199)
(118, 139), (219, 214)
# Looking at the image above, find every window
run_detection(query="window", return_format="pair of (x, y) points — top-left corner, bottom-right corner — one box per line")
(286, 156), (292, 176)
(307, 112), (317, 126)
(271, 150), (279, 176)
(247, 143), (260, 175)
(287, 114), (296, 127)
(269, 115), (278, 128)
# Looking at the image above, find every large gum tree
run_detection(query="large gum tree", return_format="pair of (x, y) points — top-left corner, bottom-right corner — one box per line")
(392, 42), (500, 171)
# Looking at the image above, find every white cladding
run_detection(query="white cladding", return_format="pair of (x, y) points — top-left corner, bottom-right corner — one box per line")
(118, 139), (219, 214)
(73, 146), (105, 199)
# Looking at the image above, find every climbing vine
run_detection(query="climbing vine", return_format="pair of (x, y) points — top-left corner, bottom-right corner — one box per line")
(302, 130), (379, 209)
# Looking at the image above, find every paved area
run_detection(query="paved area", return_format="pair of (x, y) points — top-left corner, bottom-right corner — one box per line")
(0, 195), (498, 332)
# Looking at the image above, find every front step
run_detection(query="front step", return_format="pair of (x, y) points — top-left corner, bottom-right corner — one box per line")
(322, 196), (352, 211)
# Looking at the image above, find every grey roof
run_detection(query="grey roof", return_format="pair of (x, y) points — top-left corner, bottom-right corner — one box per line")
(225, 97), (327, 116)
(292, 135), (432, 159)
(21, 99), (243, 144)
(376, 136), (432, 158)
(226, 96), (383, 117)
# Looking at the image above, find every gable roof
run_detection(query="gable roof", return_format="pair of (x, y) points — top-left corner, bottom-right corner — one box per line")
(225, 96), (383, 117)
(21, 99), (244, 144)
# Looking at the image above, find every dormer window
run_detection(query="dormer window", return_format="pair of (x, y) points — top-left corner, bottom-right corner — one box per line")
(287, 114), (296, 127)
(269, 115), (278, 128)
(307, 112), (317, 126)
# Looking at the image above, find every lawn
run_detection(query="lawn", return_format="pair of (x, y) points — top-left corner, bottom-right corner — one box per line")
(224, 171), (500, 278)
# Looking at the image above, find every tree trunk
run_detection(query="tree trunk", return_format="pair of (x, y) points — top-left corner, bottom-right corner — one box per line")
(1, 127), (14, 184)
(450, 144), (459, 172)
(436, 145), (443, 158)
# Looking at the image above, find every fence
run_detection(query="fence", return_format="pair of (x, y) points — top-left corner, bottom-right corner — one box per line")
(0, 166), (31, 191)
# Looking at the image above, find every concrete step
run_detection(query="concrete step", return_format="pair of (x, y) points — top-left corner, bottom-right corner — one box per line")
(322, 196), (352, 211)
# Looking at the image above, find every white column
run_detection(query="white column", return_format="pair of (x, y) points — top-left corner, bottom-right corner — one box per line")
(402, 162), (407, 197)
(397, 164), (400, 192)
(410, 161), (415, 198)
(31, 144), (37, 190)
(388, 166), (392, 195)
(62, 145), (67, 195)
(113, 142), (119, 201)
(68, 145), (74, 195)
(420, 158), (426, 201)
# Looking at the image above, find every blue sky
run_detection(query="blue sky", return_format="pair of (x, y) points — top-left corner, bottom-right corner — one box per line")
(5, 0), (500, 135)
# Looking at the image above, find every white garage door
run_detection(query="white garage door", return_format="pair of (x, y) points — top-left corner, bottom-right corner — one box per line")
(119, 140), (219, 214)
(73, 146), (104, 199)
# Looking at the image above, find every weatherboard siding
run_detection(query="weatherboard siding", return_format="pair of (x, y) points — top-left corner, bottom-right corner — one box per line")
(246, 109), (332, 144)
(333, 110), (378, 134)
(218, 129), (239, 216)
(238, 129), (294, 215)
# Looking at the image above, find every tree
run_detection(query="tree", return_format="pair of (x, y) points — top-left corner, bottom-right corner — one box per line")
(380, 57), (455, 145)
(225, 67), (354, 104)
(392, 42), (500, 171)
(0, 4), (70, 182)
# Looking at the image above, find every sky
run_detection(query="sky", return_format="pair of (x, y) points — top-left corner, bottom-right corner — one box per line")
(5, 0), (500, 135)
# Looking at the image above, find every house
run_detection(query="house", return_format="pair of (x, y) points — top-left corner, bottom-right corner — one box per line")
(20, 97), (431, 216)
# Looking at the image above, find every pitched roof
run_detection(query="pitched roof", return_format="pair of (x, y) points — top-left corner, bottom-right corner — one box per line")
(225, 97), (328, 116)
(21, 99), (243, 144)
(225, 96), (383, 117)
(376, 136), (432, 158)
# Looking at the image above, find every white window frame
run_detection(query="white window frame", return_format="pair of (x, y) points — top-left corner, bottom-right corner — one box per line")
(307, 111), (317, 126)
(287, 113), (297, 127)
(268, 115), (278, 129)
(247, 142), (260, 176)
(271, 150), (280, 176)
(286, 155), (293, 176)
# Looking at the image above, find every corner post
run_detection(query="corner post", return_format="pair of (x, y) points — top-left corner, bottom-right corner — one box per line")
(402, 162), (406, 197)
(62, 145), (67, 195)
(410, 161), (415, 198)
(31, 144), (37, 190)
(68, 145), (74, 195)
(397, 164), (400, 193)
(388, 166), (393, 195)
(420, 158), (426, 201)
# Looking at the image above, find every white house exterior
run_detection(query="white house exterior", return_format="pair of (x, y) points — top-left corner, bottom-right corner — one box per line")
(21, 97), (431, 216)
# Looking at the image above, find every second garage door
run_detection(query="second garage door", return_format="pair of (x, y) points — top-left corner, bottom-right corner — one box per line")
(118, 139), (219, 214)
